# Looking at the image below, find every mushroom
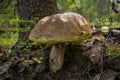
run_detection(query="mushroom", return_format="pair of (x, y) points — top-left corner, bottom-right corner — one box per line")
(29, 12), (92, 72)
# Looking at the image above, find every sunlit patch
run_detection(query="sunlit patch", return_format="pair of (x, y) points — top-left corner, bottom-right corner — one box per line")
(79, 20), (85, 26)
(52, 19), (56, 22)
(60, 14), (68, 22)
(40, 16), (49, 24)
(101, 26), (110, 33)
(31, 41), (38, 45)
(83, 18), (88, 24)
(82, 31), (86, 34)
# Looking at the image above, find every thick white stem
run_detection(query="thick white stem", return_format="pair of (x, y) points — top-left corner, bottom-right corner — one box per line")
(49, 44), (65, 72)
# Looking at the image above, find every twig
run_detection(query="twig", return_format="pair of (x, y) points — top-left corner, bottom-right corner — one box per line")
(81, 63), (92, 75)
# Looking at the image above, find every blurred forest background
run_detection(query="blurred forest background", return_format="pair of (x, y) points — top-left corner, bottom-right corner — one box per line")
(0, 0), (120, 49)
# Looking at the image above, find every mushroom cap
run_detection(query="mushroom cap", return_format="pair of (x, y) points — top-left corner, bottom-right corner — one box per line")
(29, 12), (92, 44)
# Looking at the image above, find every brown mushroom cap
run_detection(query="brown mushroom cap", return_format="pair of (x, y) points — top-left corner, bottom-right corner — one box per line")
(29, 12), (92, 44)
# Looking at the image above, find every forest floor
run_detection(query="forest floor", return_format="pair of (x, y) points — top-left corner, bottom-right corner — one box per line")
(0, 28), (120, 80)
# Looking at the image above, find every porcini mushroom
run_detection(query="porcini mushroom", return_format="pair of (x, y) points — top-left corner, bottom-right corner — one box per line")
(29, 12), (92, 72)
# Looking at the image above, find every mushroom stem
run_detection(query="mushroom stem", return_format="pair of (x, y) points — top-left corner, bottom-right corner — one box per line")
(49, 44), (65, 72)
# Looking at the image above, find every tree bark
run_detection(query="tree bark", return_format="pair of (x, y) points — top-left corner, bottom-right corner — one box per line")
(18, 0), (58, 41)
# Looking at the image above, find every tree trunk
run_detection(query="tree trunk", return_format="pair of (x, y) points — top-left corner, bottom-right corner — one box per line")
(18, 0), (58, 41)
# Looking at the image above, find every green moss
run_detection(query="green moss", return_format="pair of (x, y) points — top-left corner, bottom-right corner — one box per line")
(104, 45), (120, 71)
(105, 45), (120, 57)
(31, 34), (91, 45)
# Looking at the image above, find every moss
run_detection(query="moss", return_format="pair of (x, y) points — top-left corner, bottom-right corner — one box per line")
(104, 45), (120, 71)
(31, 34), (91, 45)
